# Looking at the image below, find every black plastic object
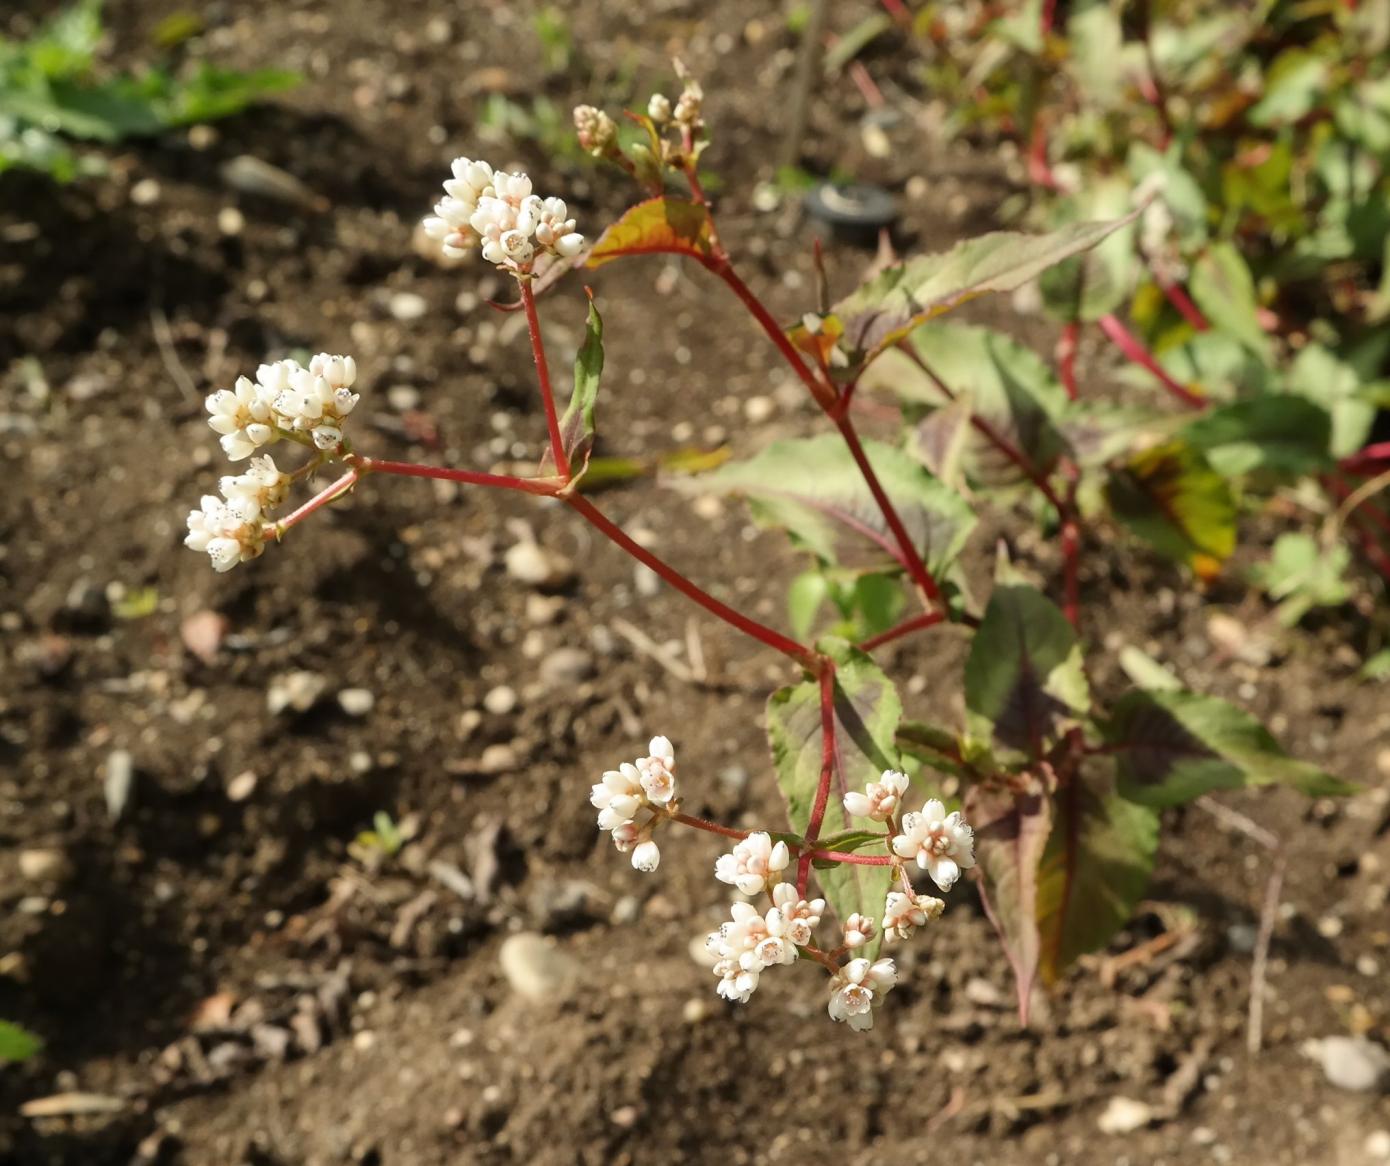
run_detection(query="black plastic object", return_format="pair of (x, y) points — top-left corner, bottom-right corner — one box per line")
(803, 182), (898, 243)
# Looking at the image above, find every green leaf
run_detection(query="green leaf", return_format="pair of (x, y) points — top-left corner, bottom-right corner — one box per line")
(0, 1020), (42, 1063)
(787, 569), (830, 640)
(1038, 178), (1141, 323)
(964, 584), (1090, 760)
(27, 0), (103, 80)
(546, 294), (602, 479)
(827, 208), (1142, 373)
(965, 778), (1052, 1020)
(1361, 649), (1390, 681)
(1065, 3), (1129, 110)
(1181, 396), (1333, 477)
(1037, 775), (1159, 983)
(1285, 345), (1378, 458)
(1249, 48), (1328, 126)
(1117, 645), (1183, 693)
(585, 197), (714, 268)
(1106, 440), (1236, 578)
(1250, 533), (1352, 626)
(865, 320), (1072, 488)
(153, 64), (300, 125)
(767, 638), (902, 944)
(896, 721), (977, 780)
(1103, 689), (1358, 807)
(673, 433), (976, 576)
(1190, 243), (1273, 364)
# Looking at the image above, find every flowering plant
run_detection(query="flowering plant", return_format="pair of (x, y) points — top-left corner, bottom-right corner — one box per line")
(181, 67), (1352, 1030)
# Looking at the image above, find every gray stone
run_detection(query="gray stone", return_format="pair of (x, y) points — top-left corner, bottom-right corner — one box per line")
(498, 933), (578, 1001)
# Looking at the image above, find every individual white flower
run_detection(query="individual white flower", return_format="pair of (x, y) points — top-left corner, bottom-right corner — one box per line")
(770, 882), (824, 947)
(714, 832), (790, 896)
(713, 957), (760, 1004)
(881, 890), (945, 941)
(752, 916), (798, 969)
(843, 913), (876, 949)
(843, 769), (909, 823)
(635, 735), (676, 805)
(891, 800), (976, 892)
(647, 93), (672, 123)
(184, 494), (266, 572)
(205, 375), (276, 461)
(610, 819), (660, 872)
(590, 764), (645, 831)
(827, 957), (897, 1032)
(220, 455), (291, 511)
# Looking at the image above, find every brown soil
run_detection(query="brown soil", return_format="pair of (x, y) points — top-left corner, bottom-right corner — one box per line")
(2, 2), (1388, 1164)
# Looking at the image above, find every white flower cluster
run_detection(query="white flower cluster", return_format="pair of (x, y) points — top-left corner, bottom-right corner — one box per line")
(589, 736), (676, 872)
(187, 354), (361, 572)
(423, 158), (583, 272)
(705, 883), (825, 1004)
(205, 353), (359, 460)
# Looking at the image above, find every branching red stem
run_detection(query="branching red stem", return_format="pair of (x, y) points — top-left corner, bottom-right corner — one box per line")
(564, 492), (816, 667)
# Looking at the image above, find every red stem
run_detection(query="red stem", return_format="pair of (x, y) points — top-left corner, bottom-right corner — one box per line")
(564, 492), (816, 668)
(1159, 281), (1210, 331)
(352, 456), (561, 497)
(520, 280), (570, 480)
(1098, 313), (1207, 409)
(272, 468), (358, 534)
(699, 256), (836, 411)
(804, 850), (895, 866)
(1056, 322), (1080, 401)
(797, 663), (839, 896)
(835, 416), (943, 605)
(1340, 442), (1390, 474)
(857, 611), (946, 652)
(670, 811), (750, 841)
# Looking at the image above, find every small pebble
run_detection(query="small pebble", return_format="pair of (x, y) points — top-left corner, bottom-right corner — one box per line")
(337, 688), (376, 717)
(267, 671), (327, 715)
(217, 207), (245, 236)
(609, 1105), (639, 1129)
(1096, 1097), (1154, 1134)
(498, 933), (578, 1001)
(130, 178), (161, 206)
(538, 647), (594, 690)
(1308, 1036), (1390, 1092)
(388, 292), (428, 322)
(1366, 1131), (1390, 1160)
(505, 542), (573, 588)
(387, 385), (421, 412)
(104, 749), (134, 820)
(525, 594), (565, 625)
(18, 848), (72, 883)
(483, 686), (517, 715)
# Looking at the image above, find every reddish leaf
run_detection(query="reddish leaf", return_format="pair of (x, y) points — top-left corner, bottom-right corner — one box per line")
(585, 198), (714, 268)
(965, 779), (1052, 1023)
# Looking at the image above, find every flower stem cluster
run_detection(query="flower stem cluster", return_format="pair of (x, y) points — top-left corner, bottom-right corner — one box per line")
(589, 736), (677, 872)
(187, 354), (365, 572)
(592, 744), (975, 1033)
